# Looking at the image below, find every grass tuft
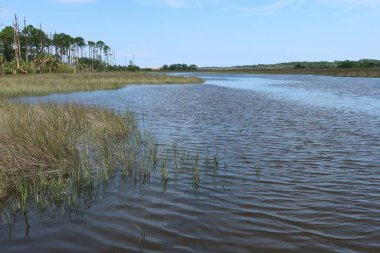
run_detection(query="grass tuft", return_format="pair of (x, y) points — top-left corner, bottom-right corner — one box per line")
(0, 102), (135, 204)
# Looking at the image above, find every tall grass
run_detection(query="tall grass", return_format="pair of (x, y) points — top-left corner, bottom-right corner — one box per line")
(0, 102), (134, 198)
(0, 72), (203, 98)
(0, 72), (211, 220)
(0, 105), (219, 215)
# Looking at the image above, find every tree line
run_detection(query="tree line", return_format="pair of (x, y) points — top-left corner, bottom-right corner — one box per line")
(0, 15), (118, 74)
(231, 59), (380, 70)
(161, 64), (198, 71)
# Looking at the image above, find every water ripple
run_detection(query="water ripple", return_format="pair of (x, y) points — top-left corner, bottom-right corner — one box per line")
(3, 73), (380, 252)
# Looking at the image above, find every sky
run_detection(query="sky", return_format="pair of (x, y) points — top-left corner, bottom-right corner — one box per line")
(0, 0), (379, 67)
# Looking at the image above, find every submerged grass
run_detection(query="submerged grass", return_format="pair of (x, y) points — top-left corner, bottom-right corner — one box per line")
(0, 99), (220, 214)
(0, 71), (214, 221)
(0, 72), (203, 98)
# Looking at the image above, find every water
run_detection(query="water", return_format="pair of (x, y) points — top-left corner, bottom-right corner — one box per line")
(2, 73), (380, 252)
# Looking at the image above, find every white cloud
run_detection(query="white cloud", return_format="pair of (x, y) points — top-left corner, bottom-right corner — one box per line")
(142, 0), (307, 14)
(226, 0), (306, 16)
(52, 0), (95, 3)
(137, 0), (380, 13)
(137, 0), (188, 8)
(162, 0), (187, 8)
(331, 0), (380, 7)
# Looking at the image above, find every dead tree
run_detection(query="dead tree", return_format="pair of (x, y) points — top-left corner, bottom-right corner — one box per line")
(39, 24), (44, 54)
(24, 17), (29, 62)
(13, 14), (21, 69)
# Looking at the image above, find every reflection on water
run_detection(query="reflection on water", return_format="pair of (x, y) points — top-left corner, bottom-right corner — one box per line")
(188, 73), (380, 116)
(2, 73), (380, 252)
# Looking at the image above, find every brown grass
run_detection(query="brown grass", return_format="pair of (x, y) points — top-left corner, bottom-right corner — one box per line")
(0, 102), (136, 199)
(0, 72), (204, 98)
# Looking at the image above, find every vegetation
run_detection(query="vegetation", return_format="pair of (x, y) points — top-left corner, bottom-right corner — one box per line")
(161, 63), (198, 71)
(202, 59), (380, 78)
(0, 102), (134, 200)
(226, 59), (380, 70)
(0, 15), (122, 74)
(0, 27), (204, 218)
(0, 101), (219, 217)
(0, 72), (205, 220)
(0, 72), (203, 98)
(0, 15), (204, 217)
(201, 67), (380, 78)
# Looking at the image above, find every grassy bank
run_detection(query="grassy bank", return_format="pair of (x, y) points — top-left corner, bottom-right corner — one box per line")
(201, 67), (380, 78)
(0, 72), (203, 98)
(0, 72), (204, 213)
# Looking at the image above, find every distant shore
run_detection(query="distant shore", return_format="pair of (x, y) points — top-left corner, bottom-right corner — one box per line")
(199, 68), (380, 78)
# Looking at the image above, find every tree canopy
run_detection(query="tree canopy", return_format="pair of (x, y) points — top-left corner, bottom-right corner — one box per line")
(0, 16), (116, 74)
(161, 64), (198, 71)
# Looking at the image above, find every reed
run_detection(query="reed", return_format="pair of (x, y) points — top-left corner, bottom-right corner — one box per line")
(0, 72), (204, 98)
(0, 101), (136, 205)
(0, 72), (211, 217)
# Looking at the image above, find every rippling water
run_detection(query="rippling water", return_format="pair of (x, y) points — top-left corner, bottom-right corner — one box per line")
(2, 73), (380, 252)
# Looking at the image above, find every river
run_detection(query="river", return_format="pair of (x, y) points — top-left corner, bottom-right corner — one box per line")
(1, 73), (380, 252)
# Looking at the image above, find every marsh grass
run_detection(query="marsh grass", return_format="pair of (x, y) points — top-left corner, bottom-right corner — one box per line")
(0, 71), (214, 225)
(0, 72), (203, 98)
(0, 102), (137, 212)
(0, 108), (222, 223)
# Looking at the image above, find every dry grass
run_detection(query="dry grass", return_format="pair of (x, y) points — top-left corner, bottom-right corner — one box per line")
(0, 72), (203, 98)
(0, 102), (136, 200)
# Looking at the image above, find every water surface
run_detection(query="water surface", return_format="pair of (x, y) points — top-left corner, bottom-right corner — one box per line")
(2, 73), (380, 252)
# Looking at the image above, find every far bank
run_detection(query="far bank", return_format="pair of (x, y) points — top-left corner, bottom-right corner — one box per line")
(197, 67), (380, 78)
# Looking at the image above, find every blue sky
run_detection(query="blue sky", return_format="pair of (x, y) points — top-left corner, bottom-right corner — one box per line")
(1, 0), (379, 67)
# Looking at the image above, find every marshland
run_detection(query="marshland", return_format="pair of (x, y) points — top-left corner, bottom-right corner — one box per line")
(0, 71), (204, 215)
(1, 72), (378, 253)
(1, 1), (380, 253)
(0, 72), (203, 98)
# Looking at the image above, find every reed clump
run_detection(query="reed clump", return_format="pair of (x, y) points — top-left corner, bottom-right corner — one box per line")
(0, 72), (204, 98)
(0, 101), (136, 202)
(0, 71), (210, 217)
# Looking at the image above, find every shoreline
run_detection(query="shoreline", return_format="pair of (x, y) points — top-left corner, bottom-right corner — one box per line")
(0, 72), (204, 98)
(197, 68), (380, 78)
(0, 72), (203, 205)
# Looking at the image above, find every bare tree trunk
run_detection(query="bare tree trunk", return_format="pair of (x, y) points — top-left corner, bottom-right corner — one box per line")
(39, 24), (44, 54)
(48, 34), (52, 55)
(60, 44), (63, 63)
(13, 14), (21, 70)
(24, 17), (29, 63)
(68, 44), (71, 65)
(92, 48), (95, 71)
